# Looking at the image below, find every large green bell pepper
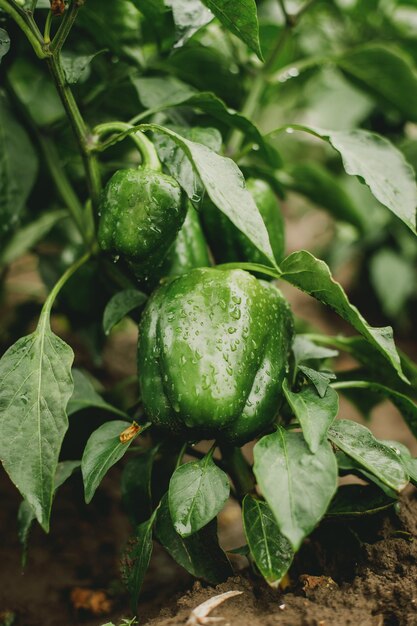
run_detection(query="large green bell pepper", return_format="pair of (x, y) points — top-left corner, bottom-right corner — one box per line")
(138, 267), (293, 445)
(202, 178), (285, 266)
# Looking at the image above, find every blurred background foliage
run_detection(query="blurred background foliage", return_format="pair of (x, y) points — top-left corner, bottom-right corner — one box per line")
(1, 0), (416, 357)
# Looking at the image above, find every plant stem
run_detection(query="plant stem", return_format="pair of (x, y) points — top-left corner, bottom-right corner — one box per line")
(0, 0), (47, 58)
(46, 52), (101, 216)
(226, 26), (290, 155)
(220, 445), (256, 502)
(94, 121), (162, 171)
(50, 0), (81, 52)
(227, 0), (318, 157)
(38, 133), (87, 238)
(43, 9), (53, 43)
(42, 251), (90, 318)
(331, 381), (371, 391)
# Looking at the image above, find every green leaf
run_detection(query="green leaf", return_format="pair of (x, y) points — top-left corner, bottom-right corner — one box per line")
(298, 365), (336, 398)
(152, 126), (222, 205)
(383, 441), (417, 486)
(121, 447), (159, 524)
(141, 124), (277, 267)
(201, 0), (263, 60)
(280, 251), (406, 382)
(103, 289), (147, 335)
(0, 311), (74, 531)
(291, 126), (417, 235)
(81, 420), (140, 503)
(169, 453), (230, 537)
(61, 49), (106, 84)
(253, 427), (338, 550)
(166, 0), (213, 46)
(285, 162), (367, 232)
(0, 210), (67, 267)
(242, 495), (293, 588)
(0, 91), (39, 241)
(132, 76), (275, 162)
(334, 380), (417, 439)
(0, 29), (10, 64)
(121, 516), (154, 611)
(283, 381), (339, 453)
(327, 485), (396, 517)
(8, 58), (64, 126)
(131, 0), (167, 17)
(292, 336), (338, 368)
(328, 420), (409, 492)
(67, 369), (128, 418)
(338, 45), (417, 123)
(18, 460), (80, 565)
(155, 494), (232, 583)
(336, 451), (397, 498)
(370, 249), (416, 318)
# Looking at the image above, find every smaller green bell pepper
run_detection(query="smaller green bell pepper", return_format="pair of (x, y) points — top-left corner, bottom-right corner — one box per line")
(202, 178), (285, 267)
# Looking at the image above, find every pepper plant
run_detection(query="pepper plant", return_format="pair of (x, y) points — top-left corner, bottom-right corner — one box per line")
(1, 0), (417, 612)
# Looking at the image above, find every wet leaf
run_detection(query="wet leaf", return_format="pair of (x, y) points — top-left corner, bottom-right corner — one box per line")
(169, 453), (230, 536)
(243, 495), (293, 587)
(254, 427), (338, 550)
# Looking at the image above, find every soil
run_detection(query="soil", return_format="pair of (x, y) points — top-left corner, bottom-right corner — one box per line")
(2, 461), (417, 626)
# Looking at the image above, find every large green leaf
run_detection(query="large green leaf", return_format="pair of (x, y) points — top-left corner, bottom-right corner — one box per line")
(242, 495), (293, 588)
(328, 420), (409, 492)
(67, 369), (128, 418)
(121, 516), (154, 611)
(333, 380), (417, 439)
(283, 126), (417, 234)
(283, 381), (339, 453)
(152, 126), (222, 204)
(0, 310), (73, 531)
(166, 0), (213, 46)
(61, 50), (106, 84)
(103, 289), (147, 336)
(132, 76), (276, 162)
(338, 45), (417, 123)
(81, 420), (140, 503)
(0, 91), (39, 241)
(280, 251), (406, 382)
(155, 494), (232, 583)
(201, 0), (262, 60)
(8, 58), (64, 126)
(140, 124), (277, 266)
(370, 249), (416, 318)
(253, 428), (338, 550)
(0, 211), (67, 268)
(285, 162), (367, 232)
(327, 485), (396, 517)
(169, 453), (230, 537)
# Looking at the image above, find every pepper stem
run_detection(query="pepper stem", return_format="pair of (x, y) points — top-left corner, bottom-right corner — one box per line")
(94, 121), (162, 171)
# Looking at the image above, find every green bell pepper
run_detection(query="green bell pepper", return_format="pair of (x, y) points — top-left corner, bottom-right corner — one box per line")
(162, 203), (211, 278)
(97, 125), (187, 283)
(138, 267), (293, 445)
(202, 178), (285, 267)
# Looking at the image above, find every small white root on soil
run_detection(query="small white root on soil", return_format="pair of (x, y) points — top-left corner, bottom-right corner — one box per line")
(185, 590), (243, 626)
